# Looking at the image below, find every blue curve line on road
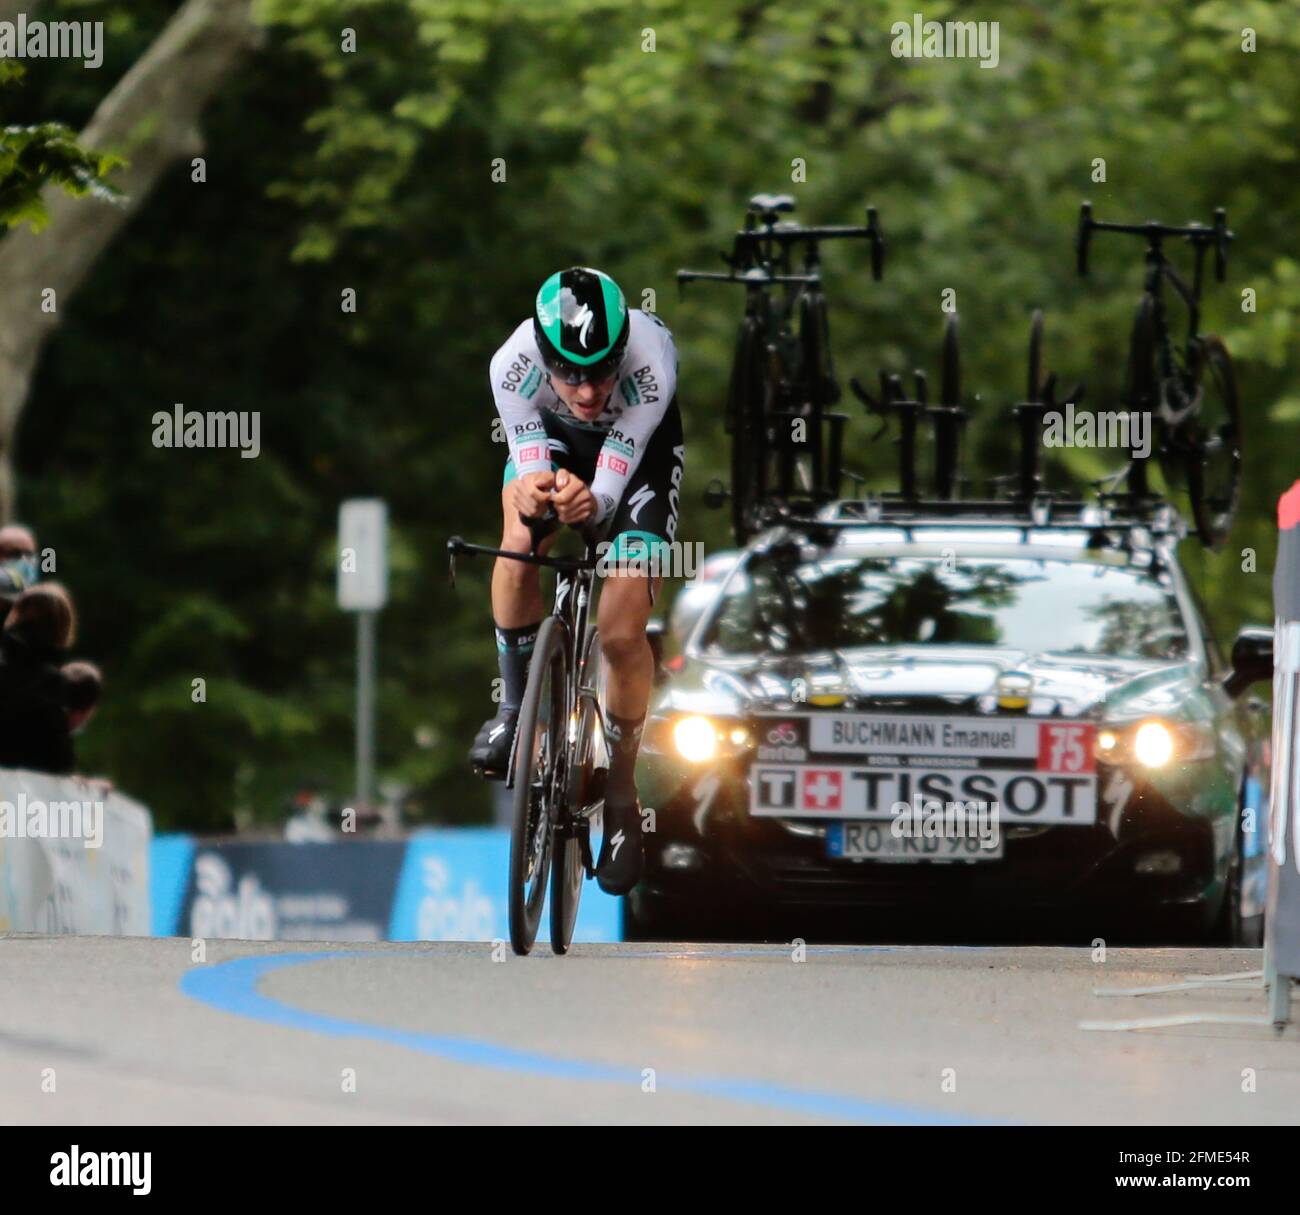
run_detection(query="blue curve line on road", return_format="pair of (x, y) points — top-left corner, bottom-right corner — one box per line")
(612, 945), (1003, 959)
(180, 951), (990, 1125)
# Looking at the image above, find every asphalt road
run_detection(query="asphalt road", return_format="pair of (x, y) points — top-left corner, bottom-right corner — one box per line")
(0, 934), (1294, 1125)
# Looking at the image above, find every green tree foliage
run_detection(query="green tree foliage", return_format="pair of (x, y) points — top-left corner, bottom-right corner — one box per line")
(0, 64), (121, 229)
(9, 0), (1299, 828)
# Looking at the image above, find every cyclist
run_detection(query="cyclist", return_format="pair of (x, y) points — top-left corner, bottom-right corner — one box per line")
(469, 267), (683, 895)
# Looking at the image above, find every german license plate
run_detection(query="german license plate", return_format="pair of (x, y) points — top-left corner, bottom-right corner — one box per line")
(826, 821), (1004, 863)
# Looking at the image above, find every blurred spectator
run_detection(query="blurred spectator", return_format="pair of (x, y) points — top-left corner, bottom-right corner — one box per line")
(0, 582), (77, 775)
(284, 779), (335, 842)
(62, 659), (103, 733)
(0, 524), (40, 625)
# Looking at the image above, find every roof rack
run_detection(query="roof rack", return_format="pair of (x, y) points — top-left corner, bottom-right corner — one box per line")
(748, 492), (1188, 550)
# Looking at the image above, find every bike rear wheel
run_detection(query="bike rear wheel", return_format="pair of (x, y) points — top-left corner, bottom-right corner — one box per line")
(1184, 336), (1242, 549)
(550, 625), (604, 954)
(508, 616), (567, 956)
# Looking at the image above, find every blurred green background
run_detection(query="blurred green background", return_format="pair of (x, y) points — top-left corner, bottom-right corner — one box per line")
(3, 0), (1297, 830)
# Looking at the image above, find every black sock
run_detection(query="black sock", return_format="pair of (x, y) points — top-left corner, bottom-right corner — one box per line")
(604, 711), (645, 804)
(495, 621), (540, 712)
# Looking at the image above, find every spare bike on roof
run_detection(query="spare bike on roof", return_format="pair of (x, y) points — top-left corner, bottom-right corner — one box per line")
(677, 193), (885, 543)
(849, 311), (968, 503)
(1075, 202), (1241, 548)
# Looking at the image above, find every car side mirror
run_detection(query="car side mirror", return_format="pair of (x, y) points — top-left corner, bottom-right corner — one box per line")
(1224, 626), (1273, 698)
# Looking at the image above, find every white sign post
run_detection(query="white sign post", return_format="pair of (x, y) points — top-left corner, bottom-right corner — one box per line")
(338, 499), (388, 807)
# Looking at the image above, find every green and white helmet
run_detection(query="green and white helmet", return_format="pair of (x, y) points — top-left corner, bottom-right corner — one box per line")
(533, 266), (630, 385)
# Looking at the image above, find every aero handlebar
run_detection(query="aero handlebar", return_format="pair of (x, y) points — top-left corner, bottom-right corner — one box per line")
(1076, 201), (1232, 281)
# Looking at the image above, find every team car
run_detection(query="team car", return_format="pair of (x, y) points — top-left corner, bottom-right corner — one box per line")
(632, 499), (1273, 942)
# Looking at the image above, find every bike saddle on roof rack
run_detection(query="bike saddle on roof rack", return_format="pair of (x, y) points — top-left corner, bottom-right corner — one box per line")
(748, 193), (796, 222)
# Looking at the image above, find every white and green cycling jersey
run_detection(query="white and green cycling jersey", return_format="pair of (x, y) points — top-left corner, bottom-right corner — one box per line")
(490, 309), (678, 523)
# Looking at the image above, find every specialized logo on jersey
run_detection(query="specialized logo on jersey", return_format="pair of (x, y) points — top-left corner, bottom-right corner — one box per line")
(609, 829), (626, 860)
(627, 485), (656, 523)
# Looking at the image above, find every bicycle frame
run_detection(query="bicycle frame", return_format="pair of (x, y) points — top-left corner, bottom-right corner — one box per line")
(1139, 240), (1203, 415)
(447, 523), (600, 794)
(1076, 202), (1233, 504)
(1077, 202), (1231, 411)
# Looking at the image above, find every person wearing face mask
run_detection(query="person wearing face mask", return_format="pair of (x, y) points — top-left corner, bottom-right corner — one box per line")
(0, 524), (41, 625)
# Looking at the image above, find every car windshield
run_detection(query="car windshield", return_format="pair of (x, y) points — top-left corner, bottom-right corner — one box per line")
(698, 553), (1190, 661)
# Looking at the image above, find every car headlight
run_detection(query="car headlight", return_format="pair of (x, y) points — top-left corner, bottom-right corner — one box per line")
(1098, 718), (1216, 768)
(643, 714), (753, 763)
(672, 715), (719, 762)
(1133, 721), (1174, 768)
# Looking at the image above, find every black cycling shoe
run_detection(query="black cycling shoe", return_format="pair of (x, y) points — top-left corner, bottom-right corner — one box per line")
(468, 707), (519, 779)
(596, 796), (644, 895)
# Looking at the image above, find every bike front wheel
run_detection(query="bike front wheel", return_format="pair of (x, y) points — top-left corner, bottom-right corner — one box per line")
(508, 615), (567, 956)
(1183, 335), (1242, 549)
(551, 625), (604, 954)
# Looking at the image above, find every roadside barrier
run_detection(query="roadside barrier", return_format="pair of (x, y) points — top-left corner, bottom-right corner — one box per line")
(0, 770), (151, 934)
(150, 828), (623, 943)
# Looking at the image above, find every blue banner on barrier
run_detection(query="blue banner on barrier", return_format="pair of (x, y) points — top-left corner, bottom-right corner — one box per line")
(180, 841), (409, 940)
(151, 834), (196, 936)
(388, 828), (622, 943)
(149, 829), (623, 943)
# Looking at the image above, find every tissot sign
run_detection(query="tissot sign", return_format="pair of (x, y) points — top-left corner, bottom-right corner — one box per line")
(749, 713), (1097, 824)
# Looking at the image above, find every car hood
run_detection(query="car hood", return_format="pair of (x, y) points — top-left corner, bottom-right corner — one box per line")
(661, 646), (1207, 721)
